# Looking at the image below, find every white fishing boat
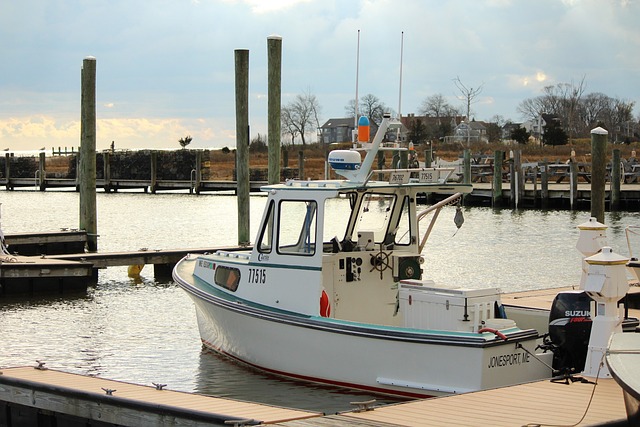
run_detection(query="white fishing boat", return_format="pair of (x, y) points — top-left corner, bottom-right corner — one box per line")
(173, 114), (558, 398)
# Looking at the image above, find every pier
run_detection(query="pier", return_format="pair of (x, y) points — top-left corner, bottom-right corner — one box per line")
(0, 366), (320, 426)
(1, 231), (242, 296)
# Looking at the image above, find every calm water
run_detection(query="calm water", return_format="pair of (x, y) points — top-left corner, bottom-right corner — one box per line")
(1, 190), (639, 414)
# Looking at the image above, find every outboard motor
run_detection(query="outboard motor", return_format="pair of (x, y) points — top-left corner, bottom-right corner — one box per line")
(547, 290), (592, 374)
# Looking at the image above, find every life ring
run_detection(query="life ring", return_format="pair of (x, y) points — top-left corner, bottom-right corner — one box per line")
(320, 290), (331, 317)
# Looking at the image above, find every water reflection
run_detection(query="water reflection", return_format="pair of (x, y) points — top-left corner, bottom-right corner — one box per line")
(195, 348), (400, 414)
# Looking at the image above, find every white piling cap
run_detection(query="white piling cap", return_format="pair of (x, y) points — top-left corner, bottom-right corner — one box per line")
(267, 35), (282, 40)
(591, 126), (608, 135)
(577, 217), (607, 231)
(585, 247), (628, 265)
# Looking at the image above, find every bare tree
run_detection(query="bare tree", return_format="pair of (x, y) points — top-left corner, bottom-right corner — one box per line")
(419, 94), (456, 125)
(453, 76), (484, 121)
(344, 94), (391, 126)
(281, 89), (321, 145)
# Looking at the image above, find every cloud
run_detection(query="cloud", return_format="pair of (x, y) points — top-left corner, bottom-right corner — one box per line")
(220, 0), (312, 14)
(0, 115), (238, 151)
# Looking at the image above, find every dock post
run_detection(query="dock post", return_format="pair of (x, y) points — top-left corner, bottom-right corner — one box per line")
(38, 152), (46, 191)
(103, 151), (111, 192)
(150, 151), (157, 194)
(611, 148), (621, 210)
(235, 49), (250, 246)
(541, 159), (549, 209)
(509, 150), (522, 208)
(79, 56), (97, 252)
(570, 160), (578, 209)
(195, 150), (202, 194)
(424, 145), (432, 168)
(492, 150), (503, 207)
(4, 153), (11, 190)
(463, 149), (470, 184)
(590, 127), (608, 223)
(267, 35), (282, 185)
(377, 151), (384, 181)
(298, 150), (304, 180)
(399, 150), (408, 169)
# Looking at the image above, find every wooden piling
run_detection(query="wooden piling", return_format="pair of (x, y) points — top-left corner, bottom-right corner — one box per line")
(298, 150), (304, 180)
(150, 151), (157, 194)
(399, 150), (408, 169)
(103, 151), (111, 192)
(4, 153), (10, 190)
(611, 148), (621, 210)
(463, 149), (471, 184)
(194, 150), (202, 194)
(509, 150), (523, 208)
(377, 151), (384, 181)
(38, 152), (46, 191)
(541, 159), (549, 209)
(79, 56), (97, 252)
(267, 36), (282, 185)
(590, 127), (608, 223)
(235, 49), (250, 246)
(570, 160), (578, 209)
(492, 150), (503, 207)
(424, 146), (432, 168)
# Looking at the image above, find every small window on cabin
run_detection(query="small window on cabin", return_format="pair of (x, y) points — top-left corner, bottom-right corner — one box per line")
(277, 200), (317, 256)
(394, 196), (412, 246)
(214, 266), (241, 292)
(353, 193), (396, 244)
(257, 200), (275, 253)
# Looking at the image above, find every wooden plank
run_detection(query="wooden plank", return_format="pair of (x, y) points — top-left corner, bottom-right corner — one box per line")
(0, 367), (321, 425)
(339, 379), (626, 427)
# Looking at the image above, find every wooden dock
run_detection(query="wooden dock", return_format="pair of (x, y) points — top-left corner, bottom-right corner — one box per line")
(5, 230), (87, 256)
(468, 181), (640, 208)
(0, 255), (94, 295)
(1, 230), (244, 295)
(0, 366), (321, 426)
(274, 378), (626, 426)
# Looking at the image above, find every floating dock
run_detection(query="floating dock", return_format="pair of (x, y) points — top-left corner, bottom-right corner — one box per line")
(1, 230), (243, 295)
(0, 255), (93, 296)
(0, 366), (321, 426)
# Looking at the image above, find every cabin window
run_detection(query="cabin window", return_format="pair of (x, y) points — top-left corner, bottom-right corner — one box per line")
(323, 194), (353, 242)
(394, 196), (412, 246)
(257, 200), (275, 253)
(277, 200), (317, 256)
(353, 193), (396, 244)
(214, 266), (241, 292)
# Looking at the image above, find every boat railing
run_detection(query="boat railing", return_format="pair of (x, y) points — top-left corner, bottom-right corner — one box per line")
(368, 167), (455, 185)
(215, 250), (251, 260)
(625, 225), (640, 259)
(417, 193), (463, 253)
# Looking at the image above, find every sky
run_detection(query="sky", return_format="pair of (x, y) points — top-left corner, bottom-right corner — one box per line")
(1, 0), (638, 152)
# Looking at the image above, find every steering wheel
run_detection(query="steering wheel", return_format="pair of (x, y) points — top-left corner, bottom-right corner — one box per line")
(370, 244), (392, 279)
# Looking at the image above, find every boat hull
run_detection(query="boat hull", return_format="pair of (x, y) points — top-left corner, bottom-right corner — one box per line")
(175, 257), (551, 398)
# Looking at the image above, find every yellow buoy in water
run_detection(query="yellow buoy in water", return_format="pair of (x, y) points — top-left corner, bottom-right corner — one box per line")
(128, 264), (144, 278)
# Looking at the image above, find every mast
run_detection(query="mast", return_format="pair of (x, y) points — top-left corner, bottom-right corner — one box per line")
(398, 31), (404, 119)
(354, 30), (360, 142)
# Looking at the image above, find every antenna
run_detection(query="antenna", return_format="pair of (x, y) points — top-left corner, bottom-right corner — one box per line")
(398, 31), (404, 119)
(354, 29), (361, 132)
